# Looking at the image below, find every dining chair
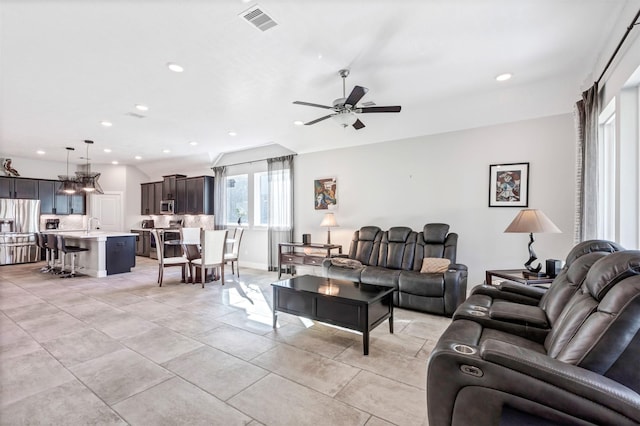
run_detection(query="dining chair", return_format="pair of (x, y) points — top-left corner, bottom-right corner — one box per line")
(190, 229), (227, 288)
(180, 227), (201, 282)
(150, 228), (189, 286)
(224, 227), (244, 278)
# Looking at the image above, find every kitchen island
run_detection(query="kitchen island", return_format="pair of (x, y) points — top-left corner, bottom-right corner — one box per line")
(53, 231), (136, 277)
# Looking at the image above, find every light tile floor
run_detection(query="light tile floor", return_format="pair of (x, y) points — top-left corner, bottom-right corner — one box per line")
(0, 257), (452, 426)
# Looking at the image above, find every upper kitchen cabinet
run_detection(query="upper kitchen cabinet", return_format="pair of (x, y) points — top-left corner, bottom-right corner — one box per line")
(141, 182), (156, 215)
(0, 177), (38, 199)
(175, 178), (187, 214)
(185, 176), (214, 215)
(38, 179), (85, 215)
(162, 174), (185, 200)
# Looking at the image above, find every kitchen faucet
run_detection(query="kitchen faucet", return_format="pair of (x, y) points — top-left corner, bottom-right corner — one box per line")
(87, 217), (100, 234)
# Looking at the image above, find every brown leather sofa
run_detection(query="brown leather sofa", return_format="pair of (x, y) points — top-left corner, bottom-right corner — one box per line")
(426, 249), (640, 425)
(322, 223), (467, 316)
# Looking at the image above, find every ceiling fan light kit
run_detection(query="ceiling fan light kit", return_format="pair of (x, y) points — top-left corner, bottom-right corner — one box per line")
(293, 69), (401, 130)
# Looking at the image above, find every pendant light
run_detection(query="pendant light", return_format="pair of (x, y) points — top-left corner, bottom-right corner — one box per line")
(75, 140), (104, 194)
(57, 147), (77, 194)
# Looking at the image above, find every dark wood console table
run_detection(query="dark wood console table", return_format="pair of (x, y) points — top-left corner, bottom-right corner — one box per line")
(271, 275), (393, 355)
(278, 242), (342, 279)
(485, 269), (554, 286)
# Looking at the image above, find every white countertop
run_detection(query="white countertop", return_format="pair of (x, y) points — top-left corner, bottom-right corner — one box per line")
(56, 231), (137, 239)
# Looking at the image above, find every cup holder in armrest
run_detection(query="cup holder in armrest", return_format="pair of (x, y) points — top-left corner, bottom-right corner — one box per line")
(469, 310), (486, 317)
(452, 344), (477, 355)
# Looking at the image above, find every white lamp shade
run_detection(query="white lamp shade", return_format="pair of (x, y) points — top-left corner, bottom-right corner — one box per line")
(320, 212), (338, 227)
(504, 209), (561, 234)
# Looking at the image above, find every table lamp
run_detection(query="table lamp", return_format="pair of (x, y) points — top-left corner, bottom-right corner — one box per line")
(320, 212), (338, 244)
(504, 209), (561, 275)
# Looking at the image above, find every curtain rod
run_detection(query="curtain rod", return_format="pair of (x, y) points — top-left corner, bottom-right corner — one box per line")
(211, 153), (297, 169)
(596, 8), (640, 84)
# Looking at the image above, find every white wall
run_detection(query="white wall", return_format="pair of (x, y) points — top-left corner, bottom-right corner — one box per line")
(293, 113), (577, 286)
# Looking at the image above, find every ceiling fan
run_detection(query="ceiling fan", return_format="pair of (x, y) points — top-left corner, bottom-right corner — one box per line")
(293, 69), (401, 130)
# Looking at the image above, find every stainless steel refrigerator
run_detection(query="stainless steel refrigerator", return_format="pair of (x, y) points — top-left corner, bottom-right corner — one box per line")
(0, 199), (40, 265)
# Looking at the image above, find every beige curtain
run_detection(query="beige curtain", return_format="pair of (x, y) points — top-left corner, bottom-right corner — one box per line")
(212, 166), (226, 230)
(267, 155), (294, 272)
(574, 83), (599, 243)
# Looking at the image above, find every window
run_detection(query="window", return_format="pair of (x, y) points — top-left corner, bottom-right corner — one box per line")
(598, 99), (616, 241)
(253, 169), (291, 227)
(225, 174), (248, 225)
(254, 172), (269, 226)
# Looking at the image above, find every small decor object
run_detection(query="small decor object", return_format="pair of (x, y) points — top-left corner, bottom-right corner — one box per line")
(302, 233), (311, 244)
(2, 158), (20, 177)
(320, 212), (338, 244)
(489, 162), (529, 207)
(314, 177), (337, 210)
(504, 209), (561, 275)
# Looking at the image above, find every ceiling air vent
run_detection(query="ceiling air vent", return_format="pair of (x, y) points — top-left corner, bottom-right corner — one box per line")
(240, 5), (277, 32)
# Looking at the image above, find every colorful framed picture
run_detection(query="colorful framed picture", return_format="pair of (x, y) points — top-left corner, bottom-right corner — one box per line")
(314, 177), (337, 210)
(489, 163), (529, 207)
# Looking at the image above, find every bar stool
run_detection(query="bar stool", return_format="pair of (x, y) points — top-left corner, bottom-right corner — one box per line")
(46, 233), (62, 274)
(56, 235), (89, 278)
(36, 233), (51, 272)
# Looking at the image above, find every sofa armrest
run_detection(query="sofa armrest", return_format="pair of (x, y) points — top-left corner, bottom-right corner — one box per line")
(489, 301), (549, 327)
(480, 339), (640, 421)
(443, 264), (468, 316)
(469, 282), (543, 306)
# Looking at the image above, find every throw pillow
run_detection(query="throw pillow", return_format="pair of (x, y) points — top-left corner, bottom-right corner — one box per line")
(420, 257), (451, 273)
(331, 258), (363, 269)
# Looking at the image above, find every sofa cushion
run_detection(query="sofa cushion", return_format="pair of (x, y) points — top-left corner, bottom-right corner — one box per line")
(360, 266), (400, 288)
(399, 270), (445, 297)
(424, 223), (449, 243)
(420, 257), (451, 273)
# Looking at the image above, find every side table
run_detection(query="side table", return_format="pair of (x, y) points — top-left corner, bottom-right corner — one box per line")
(278, 242), (342, 279)
(485, 269), (554, 286)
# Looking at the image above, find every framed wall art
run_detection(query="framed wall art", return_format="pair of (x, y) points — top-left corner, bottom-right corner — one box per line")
(314, 177), (337, 210)
(488, 162), (529, 207)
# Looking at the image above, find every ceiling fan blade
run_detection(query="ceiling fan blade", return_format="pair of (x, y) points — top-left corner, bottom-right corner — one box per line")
(305, 114), (335, 125)
(359, 106), (402, 113)
(352, 119), (365, 130)
(293, 101), (334, 110)
(344, 85), (369, 107)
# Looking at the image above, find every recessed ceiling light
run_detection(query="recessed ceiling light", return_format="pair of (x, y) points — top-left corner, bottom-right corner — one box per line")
(100, 121), (113, 127)
(162, 149), (171, 153)
(134, 155), (142, 160)
(167, 62), (184, 73)
(103, 148), (112, 153)
(294, 120), (304, 126)
(36, 150), (45, 155)
(317, 53), (323, 60)
(189, 141), (198, 146)
(496, 73), (512, 82)
(111, 161), (119, 165)
(228, 131), (237, 136)
(135, 104), (149, 111)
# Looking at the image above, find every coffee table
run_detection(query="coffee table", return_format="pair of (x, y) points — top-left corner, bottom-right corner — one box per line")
(271, 275), (394, 355)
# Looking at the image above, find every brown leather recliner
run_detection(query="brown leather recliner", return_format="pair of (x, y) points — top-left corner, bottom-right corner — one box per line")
(426, 250), (640, 426)
(323, 224), (467, 316)
(453, 240), (624, 342)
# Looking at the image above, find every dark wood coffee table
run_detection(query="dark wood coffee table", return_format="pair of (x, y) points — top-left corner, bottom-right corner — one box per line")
(271, 275), (394, 355)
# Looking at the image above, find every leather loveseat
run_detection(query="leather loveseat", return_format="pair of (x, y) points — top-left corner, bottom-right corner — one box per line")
(322, 223), (467, 316)
(426, 249), (640, 426)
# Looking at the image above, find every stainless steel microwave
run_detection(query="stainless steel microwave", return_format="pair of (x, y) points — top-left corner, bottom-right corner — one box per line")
(160, 200), (174, 215)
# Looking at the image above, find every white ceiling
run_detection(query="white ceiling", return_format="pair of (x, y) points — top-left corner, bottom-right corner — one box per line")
(0, 0), (636, 170)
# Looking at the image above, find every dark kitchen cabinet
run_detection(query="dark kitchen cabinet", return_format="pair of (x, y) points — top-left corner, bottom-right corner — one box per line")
(141, 182), (162, 215)
(38, 179), (85, 215)
(176, 178), (187, 214)
(176, 176), (215, 215)
(162, 174), (185, 200)
(0, 177), (38, 199)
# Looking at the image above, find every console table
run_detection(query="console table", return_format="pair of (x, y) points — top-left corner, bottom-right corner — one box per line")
(278, 242), (342, 279)
(485, 269), (554, 286)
